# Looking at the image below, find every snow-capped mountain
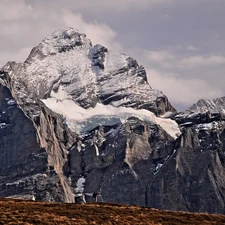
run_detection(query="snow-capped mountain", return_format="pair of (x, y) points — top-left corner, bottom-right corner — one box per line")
(4, 28), (175, 114)
(1, 28), (225, 214)
(3, 27), (178, 138)
(175, 98), (225, 126)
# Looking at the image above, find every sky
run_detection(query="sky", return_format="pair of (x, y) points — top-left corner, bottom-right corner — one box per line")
(0, 0), (225, 111)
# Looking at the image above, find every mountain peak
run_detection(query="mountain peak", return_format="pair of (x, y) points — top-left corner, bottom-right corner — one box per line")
(25, 27), (92, 63)
(4, 27), (175, 117)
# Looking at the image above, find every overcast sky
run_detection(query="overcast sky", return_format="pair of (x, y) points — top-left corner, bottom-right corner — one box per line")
(1, 0), (225, 111)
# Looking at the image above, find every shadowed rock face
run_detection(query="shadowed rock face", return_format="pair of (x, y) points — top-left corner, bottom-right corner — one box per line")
(1, 28), (225, 215)
(0, 71), (77, 202)
(66, 114), (225, 214)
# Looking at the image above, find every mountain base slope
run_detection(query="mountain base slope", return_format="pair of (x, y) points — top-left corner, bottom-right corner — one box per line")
(0, 198), (225, 225)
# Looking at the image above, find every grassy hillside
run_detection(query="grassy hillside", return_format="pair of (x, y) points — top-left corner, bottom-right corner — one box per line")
(0, 198), (225, 224)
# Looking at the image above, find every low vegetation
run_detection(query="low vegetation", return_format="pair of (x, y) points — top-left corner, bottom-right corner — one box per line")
(0, 198), (225, 224)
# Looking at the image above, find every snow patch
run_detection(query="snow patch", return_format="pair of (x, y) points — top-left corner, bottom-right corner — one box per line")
(6, 173), (48, 186)
(75, 177), (86, 193)
(7, 99), (16, 106)
(0, 123), (6, 129)
(154, 150), (177, 175)
(94, 144), (99, 156)
(196, 121), (218, 131)
(180, 122), (193, 126)
(155, 163), (163, 171)
(43, 88), (181, 139)
(160, 111), (174, 118)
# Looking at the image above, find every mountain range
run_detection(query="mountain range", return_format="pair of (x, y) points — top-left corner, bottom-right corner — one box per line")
(1, 27), (225, 214)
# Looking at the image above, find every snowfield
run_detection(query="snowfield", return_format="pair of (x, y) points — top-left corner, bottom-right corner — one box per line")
(42, 85), (181, 139)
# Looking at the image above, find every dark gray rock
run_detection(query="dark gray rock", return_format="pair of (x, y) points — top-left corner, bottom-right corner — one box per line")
(65, 100), (225, 214)
(0, 71), (77, 203)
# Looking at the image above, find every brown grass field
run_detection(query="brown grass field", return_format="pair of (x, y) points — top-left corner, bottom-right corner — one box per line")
(0, 198), (225, 224)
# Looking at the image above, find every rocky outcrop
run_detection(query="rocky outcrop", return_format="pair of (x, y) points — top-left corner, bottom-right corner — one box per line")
(63, 111), (225, 214)
(0, 71), (77, 202)
(66, 117), (177, 204)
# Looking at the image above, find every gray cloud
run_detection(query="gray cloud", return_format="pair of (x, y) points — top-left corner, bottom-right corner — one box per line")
(1, 0), (225, 110)
(146, 68), (223, 110)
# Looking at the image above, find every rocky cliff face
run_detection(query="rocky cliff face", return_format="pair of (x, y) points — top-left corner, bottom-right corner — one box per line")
(67, 111), (225, 214)
(1, 28), (225, 214)
(0, 70), (77, 202)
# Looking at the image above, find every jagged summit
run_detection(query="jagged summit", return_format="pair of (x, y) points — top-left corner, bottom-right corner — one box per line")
(25, 28), (92, 63)
(3, 27), (175, 116)
(175, 97), (225, 125)
(186, 97), (225, 115)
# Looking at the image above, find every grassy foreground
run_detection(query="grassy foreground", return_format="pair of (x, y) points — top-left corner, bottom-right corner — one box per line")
(0, 198), (225, 225)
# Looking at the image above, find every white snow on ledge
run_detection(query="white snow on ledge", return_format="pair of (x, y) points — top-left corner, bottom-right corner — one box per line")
(42, 86), (181, 139)
(75, 177), (86, 195)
